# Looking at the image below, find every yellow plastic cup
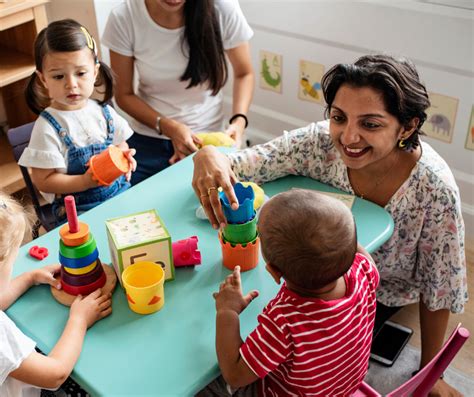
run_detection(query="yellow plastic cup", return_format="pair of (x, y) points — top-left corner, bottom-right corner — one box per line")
(121, 261), (165, 315)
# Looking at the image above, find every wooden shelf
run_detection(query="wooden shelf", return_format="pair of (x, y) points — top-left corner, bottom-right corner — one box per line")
(0, 133), (24, 193)
(0, 47), (35, 87)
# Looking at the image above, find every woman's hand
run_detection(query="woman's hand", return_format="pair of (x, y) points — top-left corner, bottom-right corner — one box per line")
(30, 264), (61, 290)
(429, 378), (463, 397)
(161, 118), (202, 164)
(192, 146), (239, 228)
(225, 123), (245, 149)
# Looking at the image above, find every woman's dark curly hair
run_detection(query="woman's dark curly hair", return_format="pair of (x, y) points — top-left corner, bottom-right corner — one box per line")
(321, 54), (430, 151)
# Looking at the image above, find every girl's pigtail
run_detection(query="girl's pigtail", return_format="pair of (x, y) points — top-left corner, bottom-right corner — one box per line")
(95, 60), (115, 105)
(25, 72), (48, 115)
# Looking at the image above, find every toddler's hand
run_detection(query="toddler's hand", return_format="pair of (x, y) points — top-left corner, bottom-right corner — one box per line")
(70, 289), (112, 329)
(31, 264), (61, 290)
(122, 148), (137, 182)
(213, 266), (258, 314)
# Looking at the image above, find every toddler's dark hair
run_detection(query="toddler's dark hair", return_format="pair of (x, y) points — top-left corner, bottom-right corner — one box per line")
(258, 189), (357, 290)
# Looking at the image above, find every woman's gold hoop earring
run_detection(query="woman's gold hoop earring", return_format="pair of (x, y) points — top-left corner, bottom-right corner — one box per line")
(398, 139), (406, 148)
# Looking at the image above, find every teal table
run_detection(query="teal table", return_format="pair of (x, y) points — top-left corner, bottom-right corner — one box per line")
(7, 153), (393, 396)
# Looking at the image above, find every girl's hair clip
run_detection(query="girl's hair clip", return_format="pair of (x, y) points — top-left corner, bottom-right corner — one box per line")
(0, 200), (7, 210)
(80, 26), (98, 60)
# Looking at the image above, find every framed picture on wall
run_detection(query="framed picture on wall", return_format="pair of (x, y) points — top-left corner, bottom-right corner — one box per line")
(259, 51), (282, 93)
(298, 60), (325, 105)
(465, 106), (474, 151)
(424, 92), (459, 143)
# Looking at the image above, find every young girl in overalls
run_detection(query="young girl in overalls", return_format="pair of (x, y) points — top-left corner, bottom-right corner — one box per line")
(20, 19), (136, 224)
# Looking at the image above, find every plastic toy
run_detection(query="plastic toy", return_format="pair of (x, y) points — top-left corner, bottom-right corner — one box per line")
(28, 245), (49, 260)
(219, 232), (260, 272)
(122, 261), (165, 314)
(195, 132), (235, 148)
(219, 182), (255, 224)
(106, 209), (174, 286)
(51, 195), (117, 306)
(86, 145), (130, 186)
(240, 182), (265, 210)
(172, 236), (201, 267)
(218, 183), (261, 272)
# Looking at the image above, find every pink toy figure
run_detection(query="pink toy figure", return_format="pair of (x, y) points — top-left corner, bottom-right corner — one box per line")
(172, 236), (201, 267)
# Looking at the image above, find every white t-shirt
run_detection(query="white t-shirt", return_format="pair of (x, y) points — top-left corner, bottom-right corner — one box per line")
(102, 0), (253, 138)
(18, 100), (134, 203)
(0, 311), (39, 397)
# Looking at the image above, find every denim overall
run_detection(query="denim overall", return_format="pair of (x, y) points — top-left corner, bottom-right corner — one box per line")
(41, 105), (130, 224)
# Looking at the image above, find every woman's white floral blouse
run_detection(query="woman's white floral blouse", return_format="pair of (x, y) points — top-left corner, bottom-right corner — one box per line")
(229, 121), (467, 313)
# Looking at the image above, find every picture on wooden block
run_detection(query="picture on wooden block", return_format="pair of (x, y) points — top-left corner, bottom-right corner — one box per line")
(466, 106), (474, 151)
(259, 51), (282, 93)
(424, 92), (458, 143)
(298, 60), (325, 105)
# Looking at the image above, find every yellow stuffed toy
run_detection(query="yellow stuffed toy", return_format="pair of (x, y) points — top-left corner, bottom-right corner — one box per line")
(195, 132), (235, 148)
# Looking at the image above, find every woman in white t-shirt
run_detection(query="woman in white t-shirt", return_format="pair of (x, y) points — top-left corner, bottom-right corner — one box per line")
(102, 0), (254, 185)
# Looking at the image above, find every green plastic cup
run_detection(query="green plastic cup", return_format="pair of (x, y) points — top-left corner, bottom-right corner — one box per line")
(223, 216), (257, 244)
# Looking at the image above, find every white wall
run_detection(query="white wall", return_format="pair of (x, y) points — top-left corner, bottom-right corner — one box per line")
(45, 0), (474, 238)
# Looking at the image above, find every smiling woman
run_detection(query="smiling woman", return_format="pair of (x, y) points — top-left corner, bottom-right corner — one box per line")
(192, 54), (467, 396)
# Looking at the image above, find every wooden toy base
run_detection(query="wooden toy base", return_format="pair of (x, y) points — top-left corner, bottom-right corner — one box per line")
(51, 263), (117, 306)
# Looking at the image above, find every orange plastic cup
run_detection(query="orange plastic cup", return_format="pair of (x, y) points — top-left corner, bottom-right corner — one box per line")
(87, 146), (130, 186)
(219, 232), (260, 272)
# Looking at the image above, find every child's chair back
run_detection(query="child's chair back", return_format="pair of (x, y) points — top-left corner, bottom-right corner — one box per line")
(352, 323), (469, 397)
(7, 122), (56, 237)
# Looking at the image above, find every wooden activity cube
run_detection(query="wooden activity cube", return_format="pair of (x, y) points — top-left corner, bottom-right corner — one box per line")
(106, 209), (175, 286)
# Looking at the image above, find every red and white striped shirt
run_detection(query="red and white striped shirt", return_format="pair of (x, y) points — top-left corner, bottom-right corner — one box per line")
(240, 253), (379, 397)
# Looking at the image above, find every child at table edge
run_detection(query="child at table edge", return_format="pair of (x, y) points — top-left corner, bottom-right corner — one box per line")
(0, 191), (112, 396)
(206, 189), (379, 396)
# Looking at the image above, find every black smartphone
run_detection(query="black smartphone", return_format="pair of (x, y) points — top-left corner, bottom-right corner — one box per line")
(370, 320), (413, 366)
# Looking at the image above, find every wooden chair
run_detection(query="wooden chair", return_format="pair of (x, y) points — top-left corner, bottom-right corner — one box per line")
(7, 122), (57, 238)
(352, 323), (469, 397)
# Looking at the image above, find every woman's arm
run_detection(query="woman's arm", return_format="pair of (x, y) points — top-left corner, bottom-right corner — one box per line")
(225, 42), (255, 148)
(31, 168), (97, 194)
(110, 51), (200, 161)
(109, 51), (158, 131)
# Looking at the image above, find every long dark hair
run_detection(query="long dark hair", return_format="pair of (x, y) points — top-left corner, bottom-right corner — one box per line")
(321, 54), (430, 151)
(180, 0), (228, 96)
(26, 19), (114, 114)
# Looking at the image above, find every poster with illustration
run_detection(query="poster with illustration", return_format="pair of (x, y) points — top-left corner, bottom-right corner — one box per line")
(298, 60), (325, 105)
(424, 92), (458, 143)
(465, 106), (474, 151)
(259, 51), (282, 93)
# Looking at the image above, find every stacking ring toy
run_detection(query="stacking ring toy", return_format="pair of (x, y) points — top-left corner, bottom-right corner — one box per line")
(60, 235), (96, 259)
(61, 269), (106, 295)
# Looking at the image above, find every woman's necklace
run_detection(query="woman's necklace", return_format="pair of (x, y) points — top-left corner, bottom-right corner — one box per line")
(349, 151), (400, 200)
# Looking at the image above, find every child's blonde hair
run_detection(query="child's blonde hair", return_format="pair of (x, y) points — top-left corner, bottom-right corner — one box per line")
(0, 191), (34, 263)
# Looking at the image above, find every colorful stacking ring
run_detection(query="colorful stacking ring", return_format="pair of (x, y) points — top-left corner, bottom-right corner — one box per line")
(59, 235), (97, 259)
(64, 260), (98, 275)
(60, 259), (103, 287)
(59, 221), (90, 246)
(59, 248), (99, 269)
(61, 269), (106, 296)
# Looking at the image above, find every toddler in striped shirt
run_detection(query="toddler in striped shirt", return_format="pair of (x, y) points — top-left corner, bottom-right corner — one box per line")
(208, 189), (379, 397)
